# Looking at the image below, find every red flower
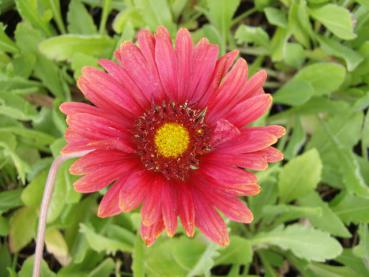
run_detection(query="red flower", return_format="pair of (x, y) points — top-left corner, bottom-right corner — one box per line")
(60, 27), (285, 246)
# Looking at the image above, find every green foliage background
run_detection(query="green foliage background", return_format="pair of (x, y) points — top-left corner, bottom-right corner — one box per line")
(0, 0), (369, 276)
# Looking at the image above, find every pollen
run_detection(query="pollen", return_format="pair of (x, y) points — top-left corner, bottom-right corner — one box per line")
(154, 123), (190, 158)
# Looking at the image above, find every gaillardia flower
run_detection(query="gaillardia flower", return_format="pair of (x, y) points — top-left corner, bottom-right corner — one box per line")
(60, 26), (285, 246)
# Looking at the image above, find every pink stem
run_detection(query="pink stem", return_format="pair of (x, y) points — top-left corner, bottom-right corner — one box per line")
(33, 151), (91, 277)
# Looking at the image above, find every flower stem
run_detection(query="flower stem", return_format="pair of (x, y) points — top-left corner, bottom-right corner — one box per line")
(33, 151), (90, 277)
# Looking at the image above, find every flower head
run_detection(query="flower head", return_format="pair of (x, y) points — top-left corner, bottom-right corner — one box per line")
(60, 26), (285, 246)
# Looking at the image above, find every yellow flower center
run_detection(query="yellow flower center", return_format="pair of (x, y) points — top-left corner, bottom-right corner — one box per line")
(154, 123), (190, 158)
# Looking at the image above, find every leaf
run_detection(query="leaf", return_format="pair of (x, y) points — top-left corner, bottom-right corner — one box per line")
(262, 204), (322, 221)
(9, 207), (37, 253)
(318, 35), (364, 71)
(21, 170), (47, 207)
(45, 228), (70, 266)
(0, 243), (11, 277)
(0, 188), (23, 214)
(145, 237), (220, 277)
(185, 240), (220, 277)
(353, 224), (369, 260)
(235, 25), (270, 47)
(270, 27), (289, 61)
(332, 194), (369, 224)
(278, 149), (322, 203)
(39, 35), (115, 61)
(67, 0), (97, 34)
(133, 0), (176, 33)
(297, 63), (346, 95)
(274, 79), (314, 106)
(288, 0), (312, 47)
(15, 0), (53, 36)
(0, 91), (38, 121)
(88, 258), (115, 277)
(18, 256), (55, 277)
(283, 42), (305, 68)
(298, 192), (351, 237)
(336, 249), (369, 277)
(0, 131), (30, 183)
(79, 223), (133, 254)
(132, 234), (145, 277)
(252, 224), (343, 262)
(308, 263), (361, 277)
(206, 0), (240, 50)
(215, 236), (252, 265)
(0, 215), (9, 236)
(15, 22), (66, 98)
(310, 4), (356, 40)
(0, 23), (18, 53)
(284, 117), (306, 160)
(70, 52), (99, 79)
(264, 7), (287, 28)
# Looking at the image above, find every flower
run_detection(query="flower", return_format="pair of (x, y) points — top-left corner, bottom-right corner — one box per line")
(60, 26), (285, 246)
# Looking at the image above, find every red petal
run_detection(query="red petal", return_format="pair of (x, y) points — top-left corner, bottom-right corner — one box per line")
(178, 184), (195, 237)
(119, 170), (149, 212)
(97, 182), (122, 218)
(192, 191), (229, 246)
(141, 220), (165, 247)
(161, 181), (178, 237)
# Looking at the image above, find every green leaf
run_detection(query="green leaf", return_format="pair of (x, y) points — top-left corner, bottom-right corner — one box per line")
(0, 215), (9, 236)
(70, 52), (99, 79)
(288, 0), (312, 47)
(278, 149), (322, 203)
(308, 263), (361, 277)
(295, 63), (346, 96)
(206, 0), (240, 51)
(67, 0), (97, 34)
(310, 4), (356, 40)
(252, 224), (342, 262)
(235, 25), (270, 47)
(264, 7), (287, 28)
(284, 117), (306, 160)
(274, 79), (314, 106)
(0, 243), (11, 277)
(185, 240), (220, 277)
(0, 188), (23, 214)
(283, 42), (305, 68)
(15, 0), (53, 36)
(21, 170), (47, 207)
(0, 131), (30, 183)
(88, 258), (115, 277)
(9, 206), (37, 252)
(215, 236), (252, 266)
(0, 23), (18, 53)
(336, 249), (369, 277)
(332, 194), (369, 224)
(39, 35), (115, 61)
(262, 204), (322, 222)
(15, 22), (66, 98)
(146, 237), (219, 277)
(318, 35), (364, 71)
(0, 91), (38, 121)
(133, 0), (176, 33)
(18, 256), (55, 277)
(353, 224), (369, 260)
(80, 223), (133, 254)
(270, 27), (289, 61)
(132, 234), (145, 277)
(45, 228), (70, 266)
(298, 192), (351, 237)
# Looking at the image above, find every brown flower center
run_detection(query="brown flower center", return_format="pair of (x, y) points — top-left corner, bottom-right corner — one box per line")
(134, 101), (211, 181)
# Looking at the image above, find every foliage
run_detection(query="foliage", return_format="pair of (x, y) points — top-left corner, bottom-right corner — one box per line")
(0, 0), (368, 276)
